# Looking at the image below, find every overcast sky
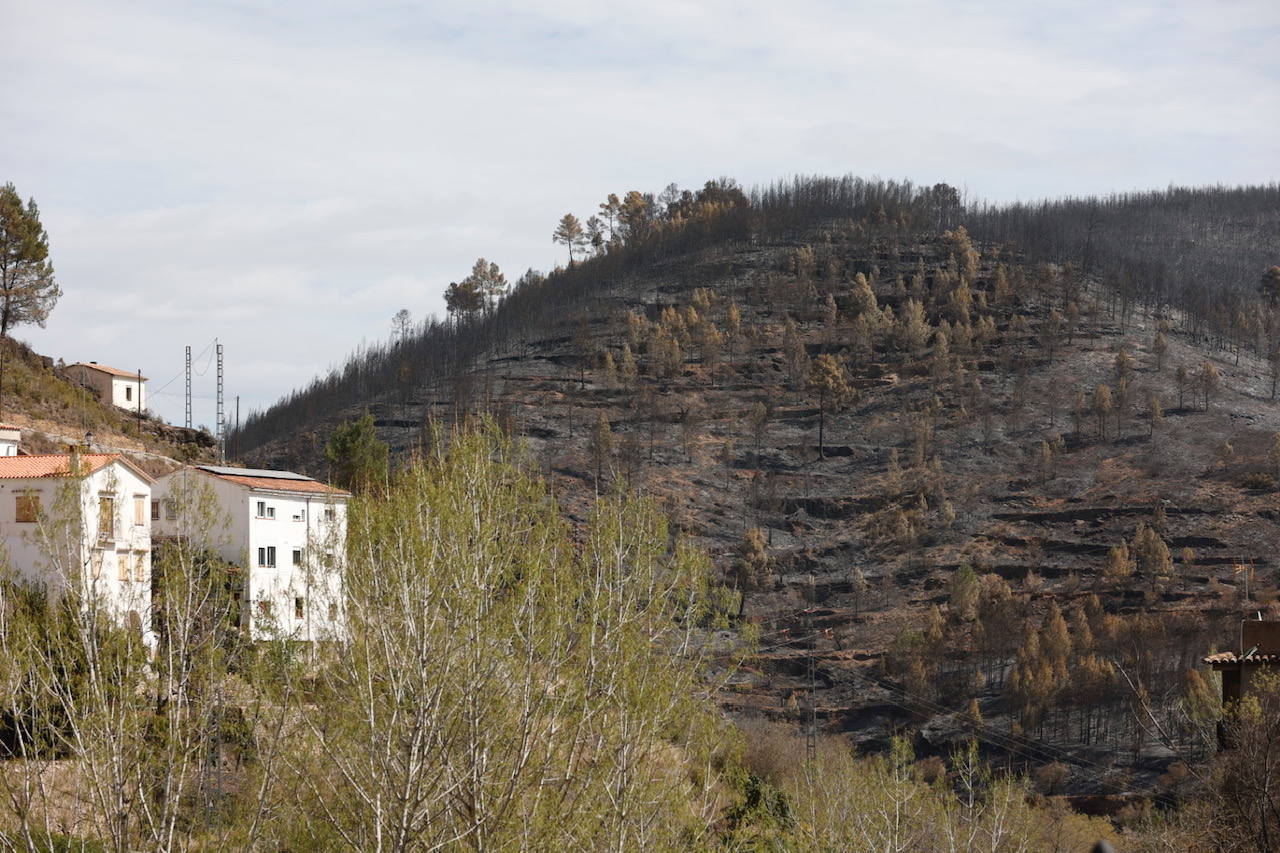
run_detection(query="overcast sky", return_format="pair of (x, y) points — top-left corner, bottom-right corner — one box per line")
(4, 0), (1277, 427)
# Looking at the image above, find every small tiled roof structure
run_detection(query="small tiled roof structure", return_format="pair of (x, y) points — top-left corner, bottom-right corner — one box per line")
(67, 362), (147, 381)
(193, 465), (349, 496)
(1204, 651), (1280, 665)
(0, 453), (154, 482)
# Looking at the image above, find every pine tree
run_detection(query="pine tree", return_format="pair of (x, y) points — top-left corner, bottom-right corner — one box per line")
(1105, 539), (1133, 579)
(0, 183), (61, 413)
(732, 527), (772, 610)
(588, 411), (614, 487)
(948, 564), (979, 621)
(618, 344), (639, 387)
(1152, 330), (1168, 372)
(808, 354), (854, 458)
(782, 318), (809, 391)
(1093, 384), (1113, 440)
(725, 301), (742, 355)
(552, 213), (587, 265)
(325, 411), (390, 495)
(1199, 360), (1221, 411)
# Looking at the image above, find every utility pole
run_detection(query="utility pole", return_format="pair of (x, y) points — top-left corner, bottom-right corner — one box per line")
(216, 341), (224, 463)
(185, 345), (192, 430)
(234, 396), (239, 462)
(137, 367), (144, 435)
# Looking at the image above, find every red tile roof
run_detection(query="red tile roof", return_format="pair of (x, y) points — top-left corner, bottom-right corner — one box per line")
(0, 453), (120, 479)
(1204, 652), (1280, 665)
(68, 363), (147, 380)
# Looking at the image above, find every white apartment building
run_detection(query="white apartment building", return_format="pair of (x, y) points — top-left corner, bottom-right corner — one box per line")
(65, 362), (147, 411)
(0, 451), (154, 635)
(152, 465), (349, 642)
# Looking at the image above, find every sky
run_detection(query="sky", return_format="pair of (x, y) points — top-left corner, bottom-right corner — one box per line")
(3, 0), (1278, 428)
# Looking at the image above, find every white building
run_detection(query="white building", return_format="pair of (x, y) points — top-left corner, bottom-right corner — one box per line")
(65, 362), (147, 411)
(0, 451), (154, 634)
(152, 465), (349, 642)
(0, 424), (21, 457)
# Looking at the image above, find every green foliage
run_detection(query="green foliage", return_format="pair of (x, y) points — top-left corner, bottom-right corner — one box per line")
(0, 182), (61, 339)
(324, 410), (388, 494)
(286, 423), (730, 850)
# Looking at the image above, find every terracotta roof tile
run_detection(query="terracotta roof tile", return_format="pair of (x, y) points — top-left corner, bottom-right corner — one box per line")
(1204, 652), (1280, 665)
(0, 454), (119, 479)
(68, 363), (147, 380)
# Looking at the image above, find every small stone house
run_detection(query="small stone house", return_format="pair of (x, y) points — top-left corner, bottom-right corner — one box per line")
(66, 362), (147, 411)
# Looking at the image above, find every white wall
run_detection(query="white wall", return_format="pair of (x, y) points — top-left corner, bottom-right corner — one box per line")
(110, 375), (146, 411)
(153, 469), (347, 642)
(0, 460), (153, 637)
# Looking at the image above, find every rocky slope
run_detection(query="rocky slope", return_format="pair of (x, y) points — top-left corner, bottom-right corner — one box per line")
(244, 223), (1280, 796)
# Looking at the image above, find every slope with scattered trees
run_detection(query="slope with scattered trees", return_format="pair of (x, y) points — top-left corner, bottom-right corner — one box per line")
(233, 176), (1280, 835)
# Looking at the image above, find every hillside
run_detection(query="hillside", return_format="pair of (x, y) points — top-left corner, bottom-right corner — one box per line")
(0, 338), (216, 475)
(235, 178), (1280, 801)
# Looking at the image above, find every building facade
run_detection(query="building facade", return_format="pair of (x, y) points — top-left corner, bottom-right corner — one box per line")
(65, 362), (147, 411)
(152, 465), (348, 642)
(0, 452), (154, 634)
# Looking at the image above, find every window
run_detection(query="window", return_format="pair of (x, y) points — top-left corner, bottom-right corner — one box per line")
(133, 552), (147, 582)
(328, 602), (338, 621)
(292, 548), (302, 566)
(294, 596), (304, 619)
(257, 546), (276, 568)
(292, 509), (306, 521)
(15, 494), (38, 523)
(151, 499), (160, 521)
(98, 496), (114, 541)
(117, 554), (129, 582)
(324, 506), (336, 522)
(256, 500), (276, 519)
(125, 386), (132, 402)
(133, 495), (147, 525)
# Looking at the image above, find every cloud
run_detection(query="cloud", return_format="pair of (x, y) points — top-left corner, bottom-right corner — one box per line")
(3, 0), (1276, 425)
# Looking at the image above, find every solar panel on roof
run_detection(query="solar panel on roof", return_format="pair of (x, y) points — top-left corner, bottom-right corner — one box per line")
(197, 465), (314, 481)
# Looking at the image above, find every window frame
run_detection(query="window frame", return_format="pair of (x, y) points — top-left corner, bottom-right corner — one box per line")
(97, 495), (115, 542)
(15, 492), (38, 524)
